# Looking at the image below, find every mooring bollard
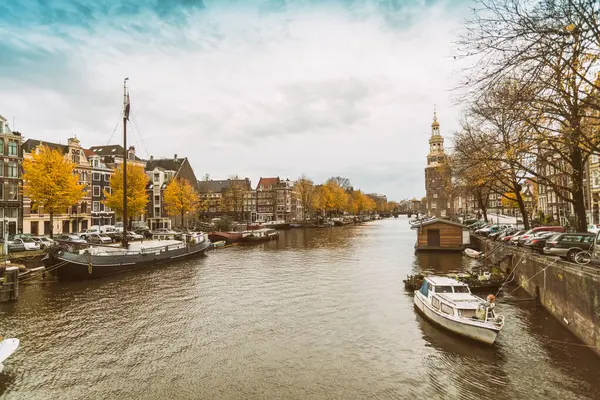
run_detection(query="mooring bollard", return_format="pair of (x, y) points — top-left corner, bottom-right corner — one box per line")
(0, 266), (19, 302)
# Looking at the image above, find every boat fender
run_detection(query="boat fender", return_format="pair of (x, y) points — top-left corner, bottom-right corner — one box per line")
(487, 294), (496, 303)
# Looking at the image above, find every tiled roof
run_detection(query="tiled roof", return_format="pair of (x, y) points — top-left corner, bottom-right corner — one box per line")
(256, 177), (279, 190)
(197, 178), (251, 193)
(89, 145), (142, 161)
(83, 149), (95, 157)
(145, 158), (186, 173)
(22, 139), (67, 153)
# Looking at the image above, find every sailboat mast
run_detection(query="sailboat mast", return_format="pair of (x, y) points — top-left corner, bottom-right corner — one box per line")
(122, 78), (129, 248)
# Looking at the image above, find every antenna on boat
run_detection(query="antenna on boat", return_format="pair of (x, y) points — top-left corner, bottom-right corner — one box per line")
(122, 78), (129, 249)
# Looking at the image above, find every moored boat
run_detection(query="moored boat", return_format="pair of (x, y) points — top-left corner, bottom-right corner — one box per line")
(46, 233), (210, 280)
(211, 240), (226, 248)
(413, 276), (504, 344)
(208, 231), (242, 244)
(262, 220), (290, 230)
(0, 337), (19, 366)
(240, 228), (279, 243)
(464, 248), (483, 259)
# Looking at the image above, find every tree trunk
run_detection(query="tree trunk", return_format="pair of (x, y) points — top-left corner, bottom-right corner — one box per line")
(571, 149), (588, 232)
(476, 189), (489, 222)
(514, 189), (530, 230)
(181, 212), (185, 229)
(49, 212), (54, 239)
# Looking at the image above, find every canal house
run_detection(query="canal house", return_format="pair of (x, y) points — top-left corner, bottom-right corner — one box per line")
(414, 218), (469, 252)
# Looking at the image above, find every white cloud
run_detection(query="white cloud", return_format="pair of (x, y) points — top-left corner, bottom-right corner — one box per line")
(0, 0), (469, 199)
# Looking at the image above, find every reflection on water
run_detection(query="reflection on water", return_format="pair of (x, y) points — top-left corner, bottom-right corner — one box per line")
(0, 218), (598, 400)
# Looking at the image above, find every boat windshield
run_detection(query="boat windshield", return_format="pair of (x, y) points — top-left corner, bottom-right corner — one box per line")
(453, 286), (469, 293)
(436, 286), (453, 293)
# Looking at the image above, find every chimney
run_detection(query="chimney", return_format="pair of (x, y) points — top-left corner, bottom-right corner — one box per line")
(150, 155), (154, 160)
(174, 154), (178, 161)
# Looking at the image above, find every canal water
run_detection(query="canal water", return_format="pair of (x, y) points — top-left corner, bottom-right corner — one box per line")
(1, 218), (599, 400)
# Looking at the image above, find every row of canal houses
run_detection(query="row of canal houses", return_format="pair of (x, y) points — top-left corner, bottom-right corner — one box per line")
(0, 114), (304, 237)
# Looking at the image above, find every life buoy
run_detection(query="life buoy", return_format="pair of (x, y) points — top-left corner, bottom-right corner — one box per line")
(487, 294), (496, 303)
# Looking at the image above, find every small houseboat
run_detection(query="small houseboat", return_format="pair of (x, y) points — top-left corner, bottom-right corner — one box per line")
(240, 228), (279, 244)
(413, 276), (504, 344)
(412, 218), (470, 252)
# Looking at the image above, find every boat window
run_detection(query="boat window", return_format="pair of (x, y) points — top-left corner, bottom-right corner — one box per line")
(432, 297), (440, 309)
(440, 304), (454, 315)
(459, 309), (476, 318)
(436, 286), (453, 293)
(419, 281), (429, 296)
(453, 286), (469, 293)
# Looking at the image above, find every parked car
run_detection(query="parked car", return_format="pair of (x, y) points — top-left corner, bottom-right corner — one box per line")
(32, 236), (55, 249)
(502, 229), (525, 242)
(79, 228), (102, 240)
(516, 226), (566, 246)
(134, 227), (153, 239)
(126, 231), (144, 241)
(588, 224), (600, 234)
(523, 232), (557, 253)
(490, 227), (518, 241)
(54, 234), (87, 244)
(87, 233), (113, 244)
(3, 239), (25, 252)
(543, 233), (595, 261)
(11, 237), (40, 251)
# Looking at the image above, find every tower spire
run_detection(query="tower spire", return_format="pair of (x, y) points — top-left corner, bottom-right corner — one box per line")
(433, 104), (437, 122)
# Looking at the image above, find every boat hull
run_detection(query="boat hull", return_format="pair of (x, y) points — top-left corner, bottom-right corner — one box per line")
(45, 241), (210, 280)
(413, 292), (500, 345)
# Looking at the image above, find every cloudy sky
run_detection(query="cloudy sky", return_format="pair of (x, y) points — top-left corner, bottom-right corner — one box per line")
(0, 0), (471, 200)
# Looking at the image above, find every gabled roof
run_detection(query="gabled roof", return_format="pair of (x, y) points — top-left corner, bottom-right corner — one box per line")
(22, 139), (67, 154)
(256, 177), (279, 190)
(83, 149), (95, 157)
(89, 145), (142, 161)
(418, 218), (467, 229)
(145, 158), (186, 173)
(197, 178), (251, 193)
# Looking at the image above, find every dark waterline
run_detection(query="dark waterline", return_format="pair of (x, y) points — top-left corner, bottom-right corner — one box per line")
(1, 218), (599, 399)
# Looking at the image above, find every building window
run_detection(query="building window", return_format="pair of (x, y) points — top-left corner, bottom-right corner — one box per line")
(154, 207), (160, 217)
(104, 174), (110, 182)
(0, 183), (3, 200)
(104, 187), (111, 196)
(93, 201), (100, 212)
(0, 160), (3, 177)
(8, 141), (17, 156)
(93, 172), (100, 181)
(154, 195), (160, 204)
(593, 170), (600, 188)
(7, 162), (17, 178)
(81, 202), (87, 214)
(105, 206), (111, 213)
(154, 173), (160, 183)
(5, 208), (17, 218)
(0, 139), (3, 154)
(93, 186), (100, 197)
(7, 183), (17, 201)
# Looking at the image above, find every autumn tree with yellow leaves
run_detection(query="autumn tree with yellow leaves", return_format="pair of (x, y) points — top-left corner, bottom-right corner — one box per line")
(104, 164), (149, 229)
(164, 178), (201, 228)
(23, 145), (85, 238)
(295, 175), (315, 220)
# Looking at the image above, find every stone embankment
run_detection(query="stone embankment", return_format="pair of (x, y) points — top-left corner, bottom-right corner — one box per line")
(471, 235), (600, 356)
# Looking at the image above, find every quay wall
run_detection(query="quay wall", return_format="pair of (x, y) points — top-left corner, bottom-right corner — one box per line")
(471, 235), (600, 356)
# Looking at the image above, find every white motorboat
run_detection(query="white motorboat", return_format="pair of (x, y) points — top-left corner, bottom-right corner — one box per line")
(413, 276), (504, 345)
(464, 248), (483, 259)
(0, 338), (20, 365)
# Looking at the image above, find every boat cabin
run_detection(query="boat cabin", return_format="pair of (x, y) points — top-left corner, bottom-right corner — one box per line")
(413, 218), (469, 252)
(419, 277), (492, 320)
